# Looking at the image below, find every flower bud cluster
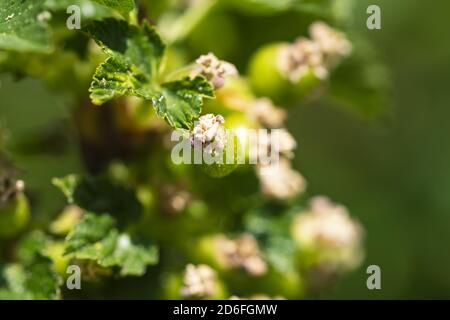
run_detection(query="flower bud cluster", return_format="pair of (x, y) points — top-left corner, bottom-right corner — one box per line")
(292, 196), (364, 271)
(247, 98), (286, 129)
(278, 22), (352, 82)
(215, 233), (267, 276)
(190, 114), (227, 156)
(181, 264), (218, 299)
(194, 53), (238, 89)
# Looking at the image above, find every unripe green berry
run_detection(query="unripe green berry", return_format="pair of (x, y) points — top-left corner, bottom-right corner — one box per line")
(44, 241), (71, 276)
(249, 43), (322, 105)
(191, 235), (223, 270)
(249, 43), (292, 104)
(200, 134), (239, 178)
(0, 193), (30, 238)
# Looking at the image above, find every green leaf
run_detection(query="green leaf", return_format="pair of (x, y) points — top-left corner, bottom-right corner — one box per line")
(91, 0), (136, 18)
(0, 264), (31, 300)
(17, 231), (50, 264)
(21, 256), (62, 300)
(86, 19), (214, 129)
(91, 72), (214, 129)
(100, 234), (159, 276)
(65, 213), (159, 276)
(0, 259), (61, 300)
(0, 232), (61, 300)
(44, 0), (116, 20)
(54, 175), (142, 226)
(86, 18), (165, 105)
(85, 19), (165, 83)
(150, 76), (215, 129)
(0, 0), (52, 53)
(52, 175), (80, 204)
(244, 208), (297, 273)
(64, 213), (117, 258)
(89, 57), (143, 105)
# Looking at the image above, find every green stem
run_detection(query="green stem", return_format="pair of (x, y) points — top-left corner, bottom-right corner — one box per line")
(161, 0), (219, 45)
(128, 9), (139, 26)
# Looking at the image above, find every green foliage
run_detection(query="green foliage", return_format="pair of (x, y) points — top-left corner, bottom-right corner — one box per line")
(65, 213), (158, 276)
(0, 232), (61, 300)
(244, 208), (297, 273)
(153, 77), (215, 129)
(54, 175), (142, 225)
(86, 19), (165, 103)
(44, 0), (116, 20)
(52, 175), (80, 204)
(52, 175), (158, 276)
(0, 0), (393, 300)
(91, 0), (136, 18)
(0, 0), (52, 53)
(86, 18), (213, 129)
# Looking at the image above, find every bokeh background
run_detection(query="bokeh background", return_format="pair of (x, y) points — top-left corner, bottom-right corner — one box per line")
(1, 0), (449, 299)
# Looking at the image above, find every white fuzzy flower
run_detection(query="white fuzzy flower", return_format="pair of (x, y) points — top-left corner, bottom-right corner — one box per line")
(255, 128), (297, 162)
(195, 53), (238, 89)
(247, 98), (286, 128)
(257, 158), (306, 200)
(292, 196), (363, 270)
(190, 114), (227, 155)
(309, 22), (352, 64)
(277, 22), (352, 83)
(293, 196), (362, 249)
(277, 129), (297, 159)
(181, 264), (217, 299)
(215, 233), (267, 276)
(278, 37), (328, 82)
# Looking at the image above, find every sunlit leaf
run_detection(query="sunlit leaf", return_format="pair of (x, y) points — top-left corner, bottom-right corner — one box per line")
(0, 0), (52, 53)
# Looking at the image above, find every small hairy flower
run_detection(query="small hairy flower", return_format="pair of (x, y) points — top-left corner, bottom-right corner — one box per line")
(277, 22), (352, 83)
(195, 53), (238, 89)
(278, 37), (328, 82)
(309, 22), (352, 63)
(215, 233), (267, 276)
(292, 196), (362, 249)
(247, 98), (286, 128)
(191, 114), (227, 155)
(257, 158), (306, 200)
(291, 196), (364, 271)
(276, 128), (297, 159)
(181, 264), (217, 299)
(253, 128), (297, 163)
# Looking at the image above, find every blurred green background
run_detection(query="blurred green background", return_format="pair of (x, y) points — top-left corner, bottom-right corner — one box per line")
(1, 0), (449, 299)
(293, 0), (450, 299)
